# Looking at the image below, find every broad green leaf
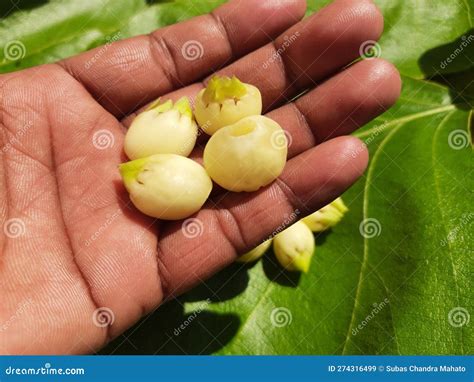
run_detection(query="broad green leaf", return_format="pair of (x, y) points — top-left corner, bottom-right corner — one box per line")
(0, 0), (471, 355)
(120, 0), (227, 38)
(103, 75), (473, 355)
(306, 0), (474, 78)
(0, 0), (147, 72)
(3, 0), (471, 79)
(376, 0), (473, 78)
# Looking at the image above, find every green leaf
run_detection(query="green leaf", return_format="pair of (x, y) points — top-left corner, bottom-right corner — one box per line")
(1, 0), (471, 356)
(0, 0), (228, 73)
(376, 0), (473, 78)
(0, 0), (147, 72)
(119, 0), (226, 38)
(100, 0), (473, 356)
(103, 76), (473, 355)
(307, 0), (474, 78)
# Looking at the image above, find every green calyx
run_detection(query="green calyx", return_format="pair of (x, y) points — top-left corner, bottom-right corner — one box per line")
(173, 97), (193, 118)
(319, 197), (349, 226)
(319, 207), (345, 226)
(331, 197), (349, 214)
(302, 197), (349, 232)
(202, 75), (247, 104)
(291, 252), (312, 273)
(146, 96), (192, 118)
(119, 157), (150, 190)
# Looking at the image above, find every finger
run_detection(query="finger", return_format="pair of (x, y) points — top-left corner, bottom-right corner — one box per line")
(218, 0), (384, 111)
(0, 66), (105, 354)
(29, 67), (163, 341)
(268, 58), (402, 152)
(124, 57), (398, 202)
(59, 0), (306, 117)
(122, 0), (384, 125)
(156, 136), (368, 296)
(164, 58), (400, 165)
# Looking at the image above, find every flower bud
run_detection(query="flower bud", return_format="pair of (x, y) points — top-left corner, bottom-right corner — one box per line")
(194, 75), (262, 135)
(236, 239), (272, 263)
(203, 115), (287, 192)
(124, 97), (197, 159)
(273, 221), (315, 273)
(302, 197), (349, 232)
(119, 154), (212, 220)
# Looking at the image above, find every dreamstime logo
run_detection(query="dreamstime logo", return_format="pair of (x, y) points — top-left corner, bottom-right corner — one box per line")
(179, 125), (204, 154)
(359, 218), (381, 238)
(268, 209), (300, 239)
(359, 40), (382, 60)
(270, 130), (291, 150)
(84, 31), (122, 69)
(1, 120), (33, 154)
(173, 299), (211, 336)
(448, 129), (470, 150)
(3, 218), (26, 238)
(84, 209), (122, 247)
(0, 298), (33, 333)
(262, 31), (300, 69)
(92, 307), (115, 328)
(270, 307), (292, 328)
(440, 212), (473, 247)
(352, 298), (389, 336)
(351, 123), (388, 158)
(92, 129), (115, 150)
(448, 307), (470, 328)
(181, 218), (204, 238)
(4, 40), (26, 61)
(440, 34), (474, 69)
(181, 40), (204, 61)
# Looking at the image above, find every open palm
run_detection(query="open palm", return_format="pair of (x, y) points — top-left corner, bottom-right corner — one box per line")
(0, 0), (400, 354)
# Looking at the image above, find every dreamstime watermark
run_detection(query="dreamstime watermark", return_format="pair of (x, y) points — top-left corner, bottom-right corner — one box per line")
(448, 129), (470, 150)
(352, 298), (390, 336)
(448, 307), (470, 328)
(84, 32), (122, 69)
(270, 307), (292, 328)
(84, 209), (122, 247)
(178, 123), (205, 153)
(0, 298), (33, 333)
(351, 123), (387, 158)
(181, 40), (204, 61)
(92, 307), (115, 328)
(440, 212), (473, 247)
(270, 129), (292, 150)
(92, 129), (115, 150)
(262, 31), (300, 70)
(1, 120), (33, 154)
(352, 298), (389, 336)
(440, 34), (474, 69)
(268, 209), (300, 239)
(3, 40), (26, 61)
(5, 363), (85, 376)
(3, 218), (26, 238)
(181, 218), (204, 239)
(173, 299), (211, 336)
(359, 218), (382, 238)
(359, 40), (382, 60)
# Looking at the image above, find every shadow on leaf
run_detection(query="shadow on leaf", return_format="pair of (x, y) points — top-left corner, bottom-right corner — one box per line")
(0, 0), (47, 18)
(182, 262), (253, 303)
(101, 298), (240, 355)
(418, 29), (474, 109)
(262, 249), (301, 287)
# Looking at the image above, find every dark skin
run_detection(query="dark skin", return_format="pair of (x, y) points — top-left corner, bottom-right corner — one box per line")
(0, 0), (400, 354)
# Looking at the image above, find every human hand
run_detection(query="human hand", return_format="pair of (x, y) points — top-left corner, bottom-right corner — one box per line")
(0, 0), (400, 354)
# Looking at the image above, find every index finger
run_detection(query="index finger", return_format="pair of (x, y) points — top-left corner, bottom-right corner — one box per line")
(59, 0), (306, 117)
